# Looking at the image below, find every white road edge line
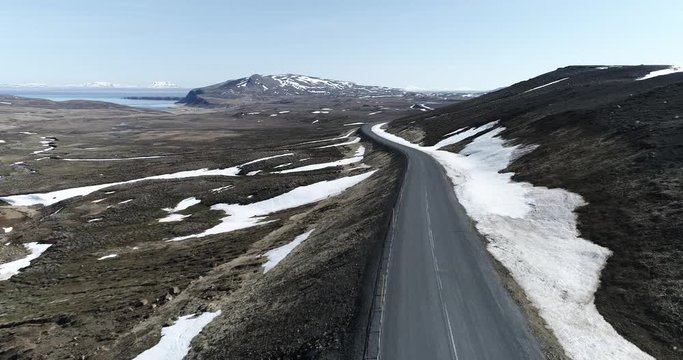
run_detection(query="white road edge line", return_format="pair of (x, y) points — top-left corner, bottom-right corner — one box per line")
(425, 188), (460, 360)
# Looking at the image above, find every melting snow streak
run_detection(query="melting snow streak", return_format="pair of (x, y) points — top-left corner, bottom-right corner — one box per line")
(170, 171), (375, 241)
(0, 243), (52, 280)
(133, 311), (221, 360)
(263, 229), (315, 272)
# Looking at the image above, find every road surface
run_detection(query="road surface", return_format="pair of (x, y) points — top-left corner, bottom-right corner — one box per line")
(361, 124), (543, 360)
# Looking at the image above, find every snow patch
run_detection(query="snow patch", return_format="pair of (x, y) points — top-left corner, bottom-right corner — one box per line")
(133, 311), (221, 360)
(523, 77), (569, 93)
(316, 137), (361, 149)
(346, 163), (372, 171)
(32, 146), (55, 155)
(0, 242), (52, 280)
(1, 166), (241, 207)
(432, 121), (499, 149)
(211, 185), (232, 193)
(272, 156), (363, 174)
(240, 153), (293, 167)
(263, 229), (315, 272)
(163, 197), (201, 213)
(170, 172), (375, 241)
(62, 156), (163, 162)
(159, 197), (200, 222)
(97, 254), (118, 260)
(159, 214), (191, 223)
(3, 227), (13, 234)
(273, 162), (292, 169)
(298, 130), (355, 145)
(636, 65), (683, 80)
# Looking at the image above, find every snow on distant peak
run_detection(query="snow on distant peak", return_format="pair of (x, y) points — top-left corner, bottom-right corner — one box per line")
(150, 81), (179, 89)
(266, 74), (354, 93)
(79, 81), (139, 89)
(83, 81), (116, 88)
(0, 83), (49, 88)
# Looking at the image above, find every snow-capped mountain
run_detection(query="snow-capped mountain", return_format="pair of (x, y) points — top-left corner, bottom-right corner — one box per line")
(178, 74), (410, 105)
(0, 82), (50, 88)
(82, 81), (118, 88)
(150, 81), (179, 89)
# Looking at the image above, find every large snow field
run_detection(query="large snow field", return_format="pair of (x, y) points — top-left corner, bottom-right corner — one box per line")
(133, 311), (221, 360)
(372, 123), (653, 360)
(0, 242), (52, 280)
(170, 171), (376, 241)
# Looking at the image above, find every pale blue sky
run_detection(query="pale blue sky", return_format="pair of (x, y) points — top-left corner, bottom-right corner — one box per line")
(1, 0), (682, 90)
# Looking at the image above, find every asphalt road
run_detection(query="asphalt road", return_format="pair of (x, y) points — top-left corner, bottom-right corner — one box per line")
(362, 124), (543, 360)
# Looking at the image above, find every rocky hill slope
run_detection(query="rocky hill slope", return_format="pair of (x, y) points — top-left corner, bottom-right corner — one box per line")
(386, 65), (682, 359)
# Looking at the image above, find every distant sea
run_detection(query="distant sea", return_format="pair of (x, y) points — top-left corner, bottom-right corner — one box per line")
(0, 88), (189, 109)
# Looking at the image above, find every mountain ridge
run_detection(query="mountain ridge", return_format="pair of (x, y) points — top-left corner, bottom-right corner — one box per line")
(178, 73), (482, 106)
